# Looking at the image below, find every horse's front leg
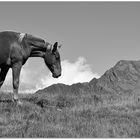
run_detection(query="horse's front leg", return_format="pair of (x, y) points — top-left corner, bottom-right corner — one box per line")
(12, 62), (22, 103)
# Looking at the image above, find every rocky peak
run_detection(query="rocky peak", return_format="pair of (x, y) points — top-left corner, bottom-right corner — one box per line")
(91, 60), (140, 95)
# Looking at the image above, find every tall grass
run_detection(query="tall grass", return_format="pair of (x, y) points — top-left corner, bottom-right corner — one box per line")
(0, 90), (140, 138)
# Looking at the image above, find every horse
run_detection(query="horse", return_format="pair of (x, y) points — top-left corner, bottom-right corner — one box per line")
(0, 31), (62, 103)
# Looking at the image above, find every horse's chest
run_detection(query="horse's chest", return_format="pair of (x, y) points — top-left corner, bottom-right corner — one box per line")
(9, 42), (28, 66)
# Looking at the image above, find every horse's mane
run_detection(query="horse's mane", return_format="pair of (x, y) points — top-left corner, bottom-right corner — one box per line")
(26, 34), (45, 44)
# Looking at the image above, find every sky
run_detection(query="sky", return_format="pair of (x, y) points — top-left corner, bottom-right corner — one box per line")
(0, 2), (140, 92)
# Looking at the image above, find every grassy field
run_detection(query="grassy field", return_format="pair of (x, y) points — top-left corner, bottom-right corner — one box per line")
(0, 60), (140, 137)
(0, 89), (140, 138)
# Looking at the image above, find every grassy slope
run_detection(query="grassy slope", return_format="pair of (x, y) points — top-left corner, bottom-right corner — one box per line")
(1, 60), (140, 138)
(0, 89), (140, 138)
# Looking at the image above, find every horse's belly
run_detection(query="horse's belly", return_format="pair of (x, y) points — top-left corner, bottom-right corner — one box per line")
(0, 42), (11, 66)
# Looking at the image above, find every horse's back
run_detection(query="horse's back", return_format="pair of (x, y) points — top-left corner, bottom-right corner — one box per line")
(0, 31), (19, 66)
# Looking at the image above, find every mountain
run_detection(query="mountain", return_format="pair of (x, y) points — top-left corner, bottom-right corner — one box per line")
(91, 60), (140, 94)
(1, 60), (140, 138)
(35, 60), (140, 104)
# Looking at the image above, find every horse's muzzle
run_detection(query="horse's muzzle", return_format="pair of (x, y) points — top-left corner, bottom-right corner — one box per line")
(52, 73), (61, 78)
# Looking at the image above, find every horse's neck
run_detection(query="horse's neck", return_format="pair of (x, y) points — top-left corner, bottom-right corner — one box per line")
(25, 34), (50, 58)
(26, 34), (47, 52)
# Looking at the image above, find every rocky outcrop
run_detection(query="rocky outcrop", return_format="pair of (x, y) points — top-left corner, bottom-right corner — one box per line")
(89, 60), (140, 93)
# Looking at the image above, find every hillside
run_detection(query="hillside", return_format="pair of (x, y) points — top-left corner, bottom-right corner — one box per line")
(1, 60), (140, 137)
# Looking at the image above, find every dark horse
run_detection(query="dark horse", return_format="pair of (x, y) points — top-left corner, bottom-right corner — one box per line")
(0, 31), (61, 103)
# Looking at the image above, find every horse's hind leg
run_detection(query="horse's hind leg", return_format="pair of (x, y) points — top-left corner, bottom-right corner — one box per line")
(0, 66), (9, 88)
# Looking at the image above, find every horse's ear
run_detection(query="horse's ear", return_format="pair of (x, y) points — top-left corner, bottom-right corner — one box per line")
(52, 42), (58, 52)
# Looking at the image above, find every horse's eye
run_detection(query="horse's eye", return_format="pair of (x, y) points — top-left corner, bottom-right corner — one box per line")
(54, 53), (59, 60)
(56, 55), (60, 60)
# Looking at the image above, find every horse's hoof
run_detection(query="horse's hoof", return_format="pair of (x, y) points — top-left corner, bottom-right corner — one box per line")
(12, 98), (17, 103)
(12, 98), (22, 105)
(17, 100), (23, 105)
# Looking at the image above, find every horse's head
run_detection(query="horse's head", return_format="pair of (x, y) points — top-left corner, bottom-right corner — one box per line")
(44, 42), (62, 78)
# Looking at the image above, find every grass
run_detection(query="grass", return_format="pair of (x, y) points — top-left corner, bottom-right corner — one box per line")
(0, 91), (140, 138)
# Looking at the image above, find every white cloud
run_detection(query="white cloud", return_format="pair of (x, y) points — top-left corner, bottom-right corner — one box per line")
(1, 57), (100, 93)
(39, 57), (100, 88)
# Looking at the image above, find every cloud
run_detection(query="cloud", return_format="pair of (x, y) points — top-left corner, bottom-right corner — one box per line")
(1, 57), (100, 93)
(39, 57), (100, 88)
